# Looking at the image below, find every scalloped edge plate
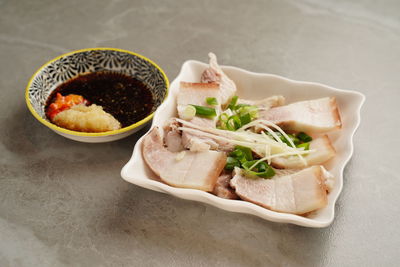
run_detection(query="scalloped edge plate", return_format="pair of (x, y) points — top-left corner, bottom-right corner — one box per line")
(121, 60), (365, 227)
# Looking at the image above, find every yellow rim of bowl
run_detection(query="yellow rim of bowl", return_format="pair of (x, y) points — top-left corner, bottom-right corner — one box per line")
(25, 47), (169, 137)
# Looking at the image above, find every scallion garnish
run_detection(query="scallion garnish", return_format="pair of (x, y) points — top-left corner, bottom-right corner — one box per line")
(239, 113), (251, 125)
(206, 97), (218, 106)
(267, 132), (300, 146)
(181, 105), (196, 120)
(190, 104), (217, 118)
(217, 96), (259, 131)
(224, 145), (274, 179)
(297, 132), (312, 142)
(242, 160), (275, 179)
(297, 142), (310, 150)
(283, 134), (300, 146)
(225, 156), (241, 170)
(228, 95), (238, 110)
(229, 146), (253, 162)
(225, 115), (241, 131)
(235, 103), (250, 109)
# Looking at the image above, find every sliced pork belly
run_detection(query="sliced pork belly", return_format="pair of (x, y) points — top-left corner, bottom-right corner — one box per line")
(321, 166), (335, 192)
(177, 82), (222, 151)
(163, 119), (184, 152)
(271, 135), (336, 169)
(142, 127), (226, 192)
(201, 52), (237, 105)
(213, 173), (238, 199)
(177, 82), (221, 127)
(181, 132), (219, 152)
(179, 125), (234, 152)
(176, 118), (236, 152)
(263, 97), (341, 133)
(177, 82), (221, 104)
(230, 166), (328, 215)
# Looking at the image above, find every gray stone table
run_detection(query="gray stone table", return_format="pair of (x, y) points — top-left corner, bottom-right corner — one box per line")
(1, 0), (399, 266)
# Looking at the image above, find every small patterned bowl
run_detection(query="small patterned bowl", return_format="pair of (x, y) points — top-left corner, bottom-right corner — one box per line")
(25, 48), (169, 143)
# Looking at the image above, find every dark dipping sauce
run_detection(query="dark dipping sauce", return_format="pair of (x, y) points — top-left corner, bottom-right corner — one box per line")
(45, 72), (154, 128)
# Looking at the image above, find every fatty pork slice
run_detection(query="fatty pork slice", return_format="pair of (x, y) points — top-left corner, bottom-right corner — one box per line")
(179, 125), (235, 152)
(263, 97), (342, 133)
(213, 173), (238, 199)
(230, 166), (328, 215)
(163, 119), (184, 152)
(142, 127), (227, 192)
(177, 81), (221, 127)
(201, 52), (237, 106)
(271, 135), (336, 169)
(177, 82), (221, 151)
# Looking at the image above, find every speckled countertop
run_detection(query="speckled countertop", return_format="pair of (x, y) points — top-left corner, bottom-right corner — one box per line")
(1, 0), (399, 266)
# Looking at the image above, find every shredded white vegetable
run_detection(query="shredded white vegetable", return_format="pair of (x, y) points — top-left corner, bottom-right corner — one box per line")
(238, 119), (307, 166)
(176, 118), (311, 167)
(176, 119), (285, 151)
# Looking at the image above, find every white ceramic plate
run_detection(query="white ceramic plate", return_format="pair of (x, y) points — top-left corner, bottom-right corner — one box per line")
(121, 60), (365, 227)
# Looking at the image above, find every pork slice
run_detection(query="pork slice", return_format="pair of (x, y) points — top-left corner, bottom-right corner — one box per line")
(163, 119), (184, 152)
(213, 173), (239, 199)
(271, 135), (336, 169)
(180, 126), (234, 152)
(181, 132), (218, 152)
(321, 166), (335, 192)
(263, 97), (342, 133)
(177, 82), (221, 127)
(142, 127), (227, 192)
(230, 166), (328, 215)
(201, 53), (237, 106)
(177, 82), (223, 151)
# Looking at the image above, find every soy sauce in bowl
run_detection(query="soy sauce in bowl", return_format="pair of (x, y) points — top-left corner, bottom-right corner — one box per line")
(45, 72), (154, 128)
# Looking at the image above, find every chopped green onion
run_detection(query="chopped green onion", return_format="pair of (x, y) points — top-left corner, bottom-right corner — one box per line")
(235, 104), (250, 109)
(217, 113), (229, 130)
(297, 142), (310, 150)
(283, 134), (300, 146)
(237, 106), (247, 116)
(238, 105), (259, 119)
(219, 113), (229, 121)
(249, 106), (259, 119)
(217, 96), (258, 131)
(242, 160), (275, 179)
(206, 97), (218, 106)
(230, 146), (253, 161)
(240, 146), (253, 161)
(227, 146), (274, 178)
(218, 113), (229, 125)
(229, 148), (243, 158)
(181, 105), (196, 120)
(225, 157), (240, 170)
(226, 115), (241, 131)
(237, 105), (250, 115)
(228, 95), (238, 110)
(267, 132), (300, 146)
(190, 104), (217, 118)
(297, 132), (312, 142)
(240, 113), (251, 125)
(242, 160), (262, 171)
